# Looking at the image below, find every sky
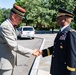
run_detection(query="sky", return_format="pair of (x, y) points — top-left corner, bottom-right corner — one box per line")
(0, 0), (16, 9)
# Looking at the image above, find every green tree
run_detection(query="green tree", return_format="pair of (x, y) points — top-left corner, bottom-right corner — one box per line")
(0, 0), (75, 29)
(15, 0), (76, 29)
(0, 9), (3, 24)
(15, 0), (57, 29)
(0, 8), (10, 25)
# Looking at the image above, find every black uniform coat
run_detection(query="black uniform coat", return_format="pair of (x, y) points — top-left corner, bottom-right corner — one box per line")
(66, 29), (76, 75)
(42, 25), (76, 75)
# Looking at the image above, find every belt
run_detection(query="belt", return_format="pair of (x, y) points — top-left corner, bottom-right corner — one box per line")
(67, 66), (76, 71)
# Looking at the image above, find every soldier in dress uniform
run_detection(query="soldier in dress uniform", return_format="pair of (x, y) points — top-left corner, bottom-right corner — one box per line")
(0, 4), (40, 75)
(39, 8), (76, 75)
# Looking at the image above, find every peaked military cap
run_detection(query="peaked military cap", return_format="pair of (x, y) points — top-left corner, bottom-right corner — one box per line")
(57, 8), (74, 18)
(11, 4), (26, 18)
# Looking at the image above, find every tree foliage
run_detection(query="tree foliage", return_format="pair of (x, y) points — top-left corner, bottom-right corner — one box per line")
(0, 0), (76, 30)
(15, 0), (76, 29)
(0, 8), (10, 24)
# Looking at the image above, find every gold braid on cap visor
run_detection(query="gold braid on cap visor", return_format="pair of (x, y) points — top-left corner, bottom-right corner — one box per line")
(12, 8), (25, 16)
(57, 13), (73, 17)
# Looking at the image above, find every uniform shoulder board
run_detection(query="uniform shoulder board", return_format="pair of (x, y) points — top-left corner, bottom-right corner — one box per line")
(70, 29), (76, 32)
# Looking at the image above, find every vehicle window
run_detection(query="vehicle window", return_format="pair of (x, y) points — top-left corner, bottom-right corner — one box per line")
(23, 28), (33, 31)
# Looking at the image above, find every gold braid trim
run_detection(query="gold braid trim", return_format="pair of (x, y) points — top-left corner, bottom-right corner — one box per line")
(47, 48), (50, 56)
(12, 8), (25, 16)
(67, 66), (75, 71)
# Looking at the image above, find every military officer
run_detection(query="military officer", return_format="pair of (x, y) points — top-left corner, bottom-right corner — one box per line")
(39, 8), (76, 75)
(0, 4), (40, 75)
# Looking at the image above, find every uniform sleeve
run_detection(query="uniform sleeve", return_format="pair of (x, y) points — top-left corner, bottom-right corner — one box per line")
(0, 25), (18, 50)
(66, 30), (76, 72)
(0, 25), (32, 56)
(42, 46), (53, 57)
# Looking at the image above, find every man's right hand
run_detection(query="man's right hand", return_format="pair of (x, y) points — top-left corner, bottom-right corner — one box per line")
(32, 50), (42, 57)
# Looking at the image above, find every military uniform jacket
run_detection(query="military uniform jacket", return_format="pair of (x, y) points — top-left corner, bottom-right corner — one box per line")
(0, 19), (32, 70)
(42, 26), (76, 75)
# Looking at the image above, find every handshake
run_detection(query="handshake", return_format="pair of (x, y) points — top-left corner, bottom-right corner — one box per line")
(32, 50), (42, 57)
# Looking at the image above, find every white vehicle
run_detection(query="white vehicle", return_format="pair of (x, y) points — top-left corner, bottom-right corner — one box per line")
(18, 26), (35, 39)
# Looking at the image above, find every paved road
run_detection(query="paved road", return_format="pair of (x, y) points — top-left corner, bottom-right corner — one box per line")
(13, 33), (57, 75)
(13, 37), (45, 75)
(35, 33), (57, 75)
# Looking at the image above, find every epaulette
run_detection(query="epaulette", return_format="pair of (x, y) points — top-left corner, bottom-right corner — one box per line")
(70, 29), (76, 32)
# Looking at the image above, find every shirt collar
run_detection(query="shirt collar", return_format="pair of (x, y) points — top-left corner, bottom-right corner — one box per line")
(60, 25), (69, 32)
(8, 18), (14, 26)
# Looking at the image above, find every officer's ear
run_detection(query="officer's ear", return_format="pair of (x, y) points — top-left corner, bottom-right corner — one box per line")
(62, 20), (65, 23)
(62, 16), (66, 22)
(65, 17), (73, 23)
